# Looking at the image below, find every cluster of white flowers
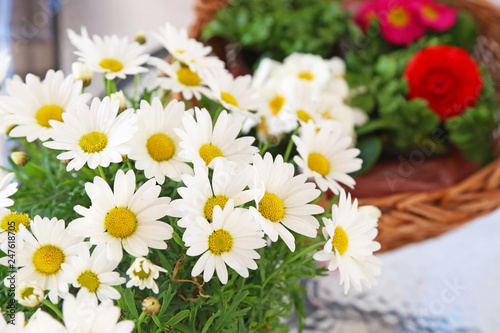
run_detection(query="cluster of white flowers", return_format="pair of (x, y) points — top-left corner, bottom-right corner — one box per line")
(0, 22), (382, 330)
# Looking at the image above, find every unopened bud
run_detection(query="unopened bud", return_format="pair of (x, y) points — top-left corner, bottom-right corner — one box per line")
(135, 31), (146, 45)
(72, 62), (93, 88)
(142, 296), (160, 315)
(110, 90), (127, 113)
(11, 152), (28, 167)
(16, 282), (44, 308)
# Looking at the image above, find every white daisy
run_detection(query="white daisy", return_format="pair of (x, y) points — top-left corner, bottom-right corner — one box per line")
(15, 281), (45, 308)
(254, 78), (297, 137)
(15, 216), (83, 303)
(0, 209), (30, 252)
(278, 53), (330, 93)
(251, 57), (282, 88)
(285, 85), (323, 126)
(126, 257), (167, 294)
(318, 95), (358, 143)
(168, 160), (255, 230)
(148, 57), (213, 100)
(0, 49), (11, 86)
(249, 153), (324, 252)
(128, 98), (193, 184)
(202, 68), (262, 119)
(0, 173), (18, 208)
(70, 169), (173, 262)
(176, 107), (259, 169)
(185, 200), (266, 284)
(71, 61), (93, 88)
(67, 27), (149, 80)
(313, 190), (382, 294)
(26, 288), (134, 333)
(62, 244), (125, 302)
(44, 96), (137, 171)
(1, 70), (89, 142)
(0, 311), (28, 332)
(292, 121), (362, 194)
(152, 22), (222, 71)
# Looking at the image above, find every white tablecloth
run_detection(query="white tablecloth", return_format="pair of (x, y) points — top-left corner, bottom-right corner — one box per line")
(295, 208), (500, 333)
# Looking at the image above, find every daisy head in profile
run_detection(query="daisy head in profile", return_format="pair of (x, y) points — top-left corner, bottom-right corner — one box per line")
(250, 153), (324, 252)
(152, 22), (221, 71)
(175, 107), (259, 170)
(313, 190), (382, 294)
(67, 27), (149, 80)
(292, 121), (362, 194)
(128, 98), (193, 184)
(70, 169), (173, 262)
(1, 70), (90, 142)
(184, 200), (266, 284)
(44, 96), (137, 171)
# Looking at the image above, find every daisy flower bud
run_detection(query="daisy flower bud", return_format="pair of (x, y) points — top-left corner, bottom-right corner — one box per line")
(110, 90), (128, 114)
(72, 61), (93, 87)
(10, 151), (28, 167)
(135, 31), (147, 45)
(15, 281), (44, 308)
(142, 296), (160, 315)
(126, 257), (167, 293)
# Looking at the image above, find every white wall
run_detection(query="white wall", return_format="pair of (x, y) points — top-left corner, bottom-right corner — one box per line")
(57, 0), (194, 92)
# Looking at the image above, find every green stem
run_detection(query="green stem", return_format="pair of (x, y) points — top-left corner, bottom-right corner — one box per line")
(284, 128), (299, 162)
(133, 74), (139, 100)
(136, 312), (147, 333)
(259, 141), (269, 156)
(97, 165), (107, 182)
(43, 300), (63, 320)
(211, 106), (224, 126)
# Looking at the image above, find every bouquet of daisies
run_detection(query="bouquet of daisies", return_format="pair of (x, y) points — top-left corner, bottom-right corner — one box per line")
(0, 22), (381, 332)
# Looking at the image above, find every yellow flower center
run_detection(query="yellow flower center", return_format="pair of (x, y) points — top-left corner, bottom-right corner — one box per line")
(199, 144), (224, 166)
(32, 244), (65, 276)
(203, 195), (229, 221)
(332, 226), (349, 256)
(1, 212), (30, 232)
(35, 105), (64, 128)
(221, 92), (238, 107)
(79, 131), (108, 153)
(388, 7), (410, 27)
(20, 287), (35, 299)
(297, 110), (314, 123)
(176, 50), (185, 54)
(422, 5), (438, 20)
(176, 66), (201, 86)
(208, 229), (233, 255)
(104, 207), (137, 239)
(298, 72), (314, 81)
(99, 58), (124, 72)
(146, 133), (175, 162)
(269, 95), (285, 116)
(308, 153), (330, 176)
(258, 192), (285, 223)
(77, 270), (100, 293)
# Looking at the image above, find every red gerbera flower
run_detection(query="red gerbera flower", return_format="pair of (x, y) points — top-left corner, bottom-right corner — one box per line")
(410, 0), (457, 32)
(376, 0), (426, 46)
(403, 45), (483, 120)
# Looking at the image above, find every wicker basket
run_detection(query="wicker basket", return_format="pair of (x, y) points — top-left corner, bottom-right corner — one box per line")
(188, 0), (500, 252)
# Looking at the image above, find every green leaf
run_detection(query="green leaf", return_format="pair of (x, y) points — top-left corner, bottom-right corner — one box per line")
(351, 136), (382, 177)
(165, 310), (190, 327)
(375, 56), (397, 80)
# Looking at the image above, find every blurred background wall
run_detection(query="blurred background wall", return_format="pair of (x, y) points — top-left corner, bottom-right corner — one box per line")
(8, 0), (194, 78)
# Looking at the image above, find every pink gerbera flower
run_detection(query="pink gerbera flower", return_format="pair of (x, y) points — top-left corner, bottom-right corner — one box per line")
(376, 0), (426, 46)
(354, 0), (378, 31)
(411, 0), (457, 32)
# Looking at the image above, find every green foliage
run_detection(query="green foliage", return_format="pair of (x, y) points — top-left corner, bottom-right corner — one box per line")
(345, 13), (498, 164)
(202, 0), (355, 63)
(0, 131), (328, 333)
